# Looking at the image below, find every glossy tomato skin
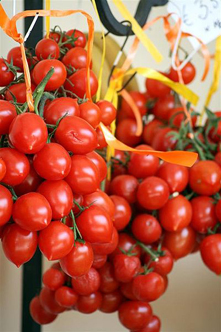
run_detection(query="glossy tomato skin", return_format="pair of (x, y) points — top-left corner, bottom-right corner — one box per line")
(39, 221), (74, 260)
(118, 301), (152, 330)
(63, 29), (87, 49)
(168, 107), (197, 128)
(121, 91), (147, 118)
(113, 254), (141, 283)
(86, 151), (107, 182)
(110, 195), (132, 231)
(110, 175), (139, 204)
(110, 233), (142, 261)
(42, 267), (66, 290)
(145, 73), (171, 98)
(0, 148), (30, 186)
(151, 127), (177, 151)
(65, 155), (100, 195)
(35, 39), (60, 60)
(200, 234), (221, 275)
(14, 163), (42, 196)
(0, 158), (6, 180)
(55, 115), (97, 154)
(142, 119), (163, 145)
(159, 195), (192, 232)
(33, 143), (71, 180)
(215, 200), (221, 222)
(120, 281), (137, 300)
(9, 113), (48, 154)
(99, 262), (119, 293)
(71, 267), (101, 295)
(62, 47), (88, 70)
(0, 59), (14, 86)
(76, 205), (113, 244)
(133, 315), (161, 332)
(7, 47), (23, 71)
(189, 161), (221, 195)
(79, 101), (101, 128)
(100, 289), (125, 313)
(137, 176), (170, 210)
(59, 241), (94, 277)
(132, 272), (165, 302)
(12, 192), (52, 231)
(30, 296), (57, 325)
(163, 226), (196, 260)
(157, 162), (189, 193)
(116, 119), (142, 147)
(96, 100), (117, 126)
(5, 83), (36, 103)
(37, 180), (73, 220)
(44, 97), (80, 125)
(76, 291), (102, 314)
(92, 254), (107, 269)
(33, 59), (67, 91)
(2, 223), (38, 267)
(0, 185), (13, 226)
(144, 247), (174, 276)
(83, 190), (115, 220)
(39, 287), (65, 314)
(0, 100), (17, 135)
(190, 196), (217, 233)
(64, 69), (98, 99)
(169, 62), (196, 84)
(55, 286), (78, 308)
(153, 95), (174, 121)
(132, 214), (162, 244)
(128, 145), (159, 179)
(91, 227), (119, 255)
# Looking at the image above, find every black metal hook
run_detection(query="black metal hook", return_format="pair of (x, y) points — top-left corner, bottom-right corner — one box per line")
(92, 0), (168, 36)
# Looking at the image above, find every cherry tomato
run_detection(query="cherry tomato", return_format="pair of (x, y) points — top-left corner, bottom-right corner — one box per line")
(0, 148), (30, 186)
(110, 175), (139, 204)
(111, 150), (128, 178)
(63, 29), (87, 49)
(33, 143), (71, 180)
(189, 160), (221, 195)
(113, 254), (141, 283)
(76, 205), (113, 243)
(96, 100), (117, 126)
(99, 262), (119, 293)
(43, 97), (80, 125)
(121, 91), (147, 118)
(169, 62), (196, 84)
(7, 47), (23, 71)
(190, 196), (217, 233)
(91, 227), (119, 255)
(96, 125), (109, 149)
(100, 290), (124, 313)
(42, 268), (66, 290)
(62, 47), (88, 70)
(144, 247), (174, 276)
(118, 301), (152, 331)
(132, 272), (165, 302)
(86, 151), (107, 182)
(110, 195), (132, 231)
(83, 190), (115, 219)
(215, 152), (221, 168)
(35, 38), (60, 60)
(0, 184), (13, 226)
(32, 59), (67, 91)
(215, 200), (221, 222)
(71, 267), (100, 295)
(132, 214), (162, 244)
(153, 95), (175, 121)
(133, 315), (161, 332)
(12, 192), (52, 231)
(208, 111), (221, 142)
(37, 180), (73, 219)
(120, 281), (137, 300)
(65, 155), (100, 195)
(55, 115), (97, 154)
(116, 119), (142, 147)
(39, 221), (74, 260)
(163, 226), (196, 260)
(142, 119), (163, 145)
(0, 158), (6, 181)
(168, 107), (197, 128)
(30, 296), (57, 325)
(39, 287), (65, 314)
(157, 162), (189, 193)
(76, 291), (102, 314)
(0, 100), (17, 135)
(79, 101), (101, 128)
(137, 176), (170, 210)
(64, 68), (98, 98)
(151, 127), (177, 151)
(200, 234), (221, 275)
(55, 286), (78, 308)
(145, 73), (171, 98)
(9, 113), (48, 154)
(5, 83), (36, 103)
(48, 32), (61, 43)
(59, 241), (93, 277)
(110, 233), (142, 260)
(92, 254), (107, 269)
(14, 163), (42, 196)
(0, 59), (14, 86)
(128, 144), (159, 179)
(2, 223), (38, 267)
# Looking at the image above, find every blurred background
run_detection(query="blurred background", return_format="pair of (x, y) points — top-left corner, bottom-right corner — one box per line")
(0, 1), (221, 332)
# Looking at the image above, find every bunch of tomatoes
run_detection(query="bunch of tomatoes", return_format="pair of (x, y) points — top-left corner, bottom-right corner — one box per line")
(0, 23), (221, 332)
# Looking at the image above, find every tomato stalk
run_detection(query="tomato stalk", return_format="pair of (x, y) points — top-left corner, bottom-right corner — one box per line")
(0, 182), (18, 201)
(38, 92), (55, 117)
(69, 210), (82, 241)
(136, 241), (159, 262)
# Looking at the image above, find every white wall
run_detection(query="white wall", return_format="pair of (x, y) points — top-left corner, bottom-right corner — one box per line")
(0, 1), (221, 332)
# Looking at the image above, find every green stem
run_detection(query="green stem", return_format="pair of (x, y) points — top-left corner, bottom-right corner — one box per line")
(0, 182), (18, 201)
(39, 92), (55, 118)
(136, 241), (159, 261)
(34, 68), (55, 114)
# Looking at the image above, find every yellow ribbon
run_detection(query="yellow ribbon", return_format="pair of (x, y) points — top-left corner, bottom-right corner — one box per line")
(45, 0), (50, 38)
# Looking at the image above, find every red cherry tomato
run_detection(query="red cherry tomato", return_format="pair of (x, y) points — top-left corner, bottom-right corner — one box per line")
(120, 281), (137, 300)
(116, 119), (142, 147)
(151, 127), (177, 151)
(0, 148), (30, 186)
(121, 91), (147, 118)
(35, 38), (60, 60)
(48, 32), (61, 43)
(2, 223), (38, 267)
(44, 97), (80, 125)
(71, 267), (100, 295)
(113, 254), (141, 283)
(96, 125), (109, 149)
(62, 47), (88, 70)
(79, 101), (101, 128)
(110, 233), (142, 260)
(157, 162), (189, 193)
(100, 289), (124, 313)
(0, 59), (14, 86)
(190, 196), (217, 233)
(169, 62), (196, 84)
(76, 291), (102, 314)
(132, 272), (165, 302)
(200, 234), (221, 275)
(91, 227), (119, 255)
(65, 155), (100, 195)
(63, 29), (87, 49)
(110, 175), (139, 204)
(30, 296), (57, 325)
(32, 59), (67, 91)
(118, 301), (152, 331)
(215, 152), (221, 167)
(145, 73), (171, 98)
(152, 95), (175, 121)
(14, 163), (42, 196)
(99, 262), (119, 293)
(189, 160), (221, 195)
(92, 254), (107, 269)
(96, 100), (117, 126)
(110, 195), (132, 231)
(208, 111), (221, 142)
(55, 286), (78, 308)
(86, 151), (107, 182)
(144, 247), (174, 276)
(7, 47), (23, 71)
(137, 176), (170, 210)
(83, 190), (115, 219)
(142, 119), (163, 145)
(0, 184), (13, 226)
(215, 200), (221, 222)
(5, 83), (36, 103)
(0, 158), (6, 181)
(133, 315), (161, 332)
(168, 107), (197, 128)
(59, 241), (93, 277)
(39, 221), (74, 260)
(64, 68), (98, 98)
(163, 226), (196, 260)
(39, 287), (65, 314)
(42, 268), (66, 290)
(0, 100), (17, 135)
(55, 115), (97, 154)
(12, 192), (52, 231)
(132, 214), (162, 244)
(9, 113), (48, 154)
